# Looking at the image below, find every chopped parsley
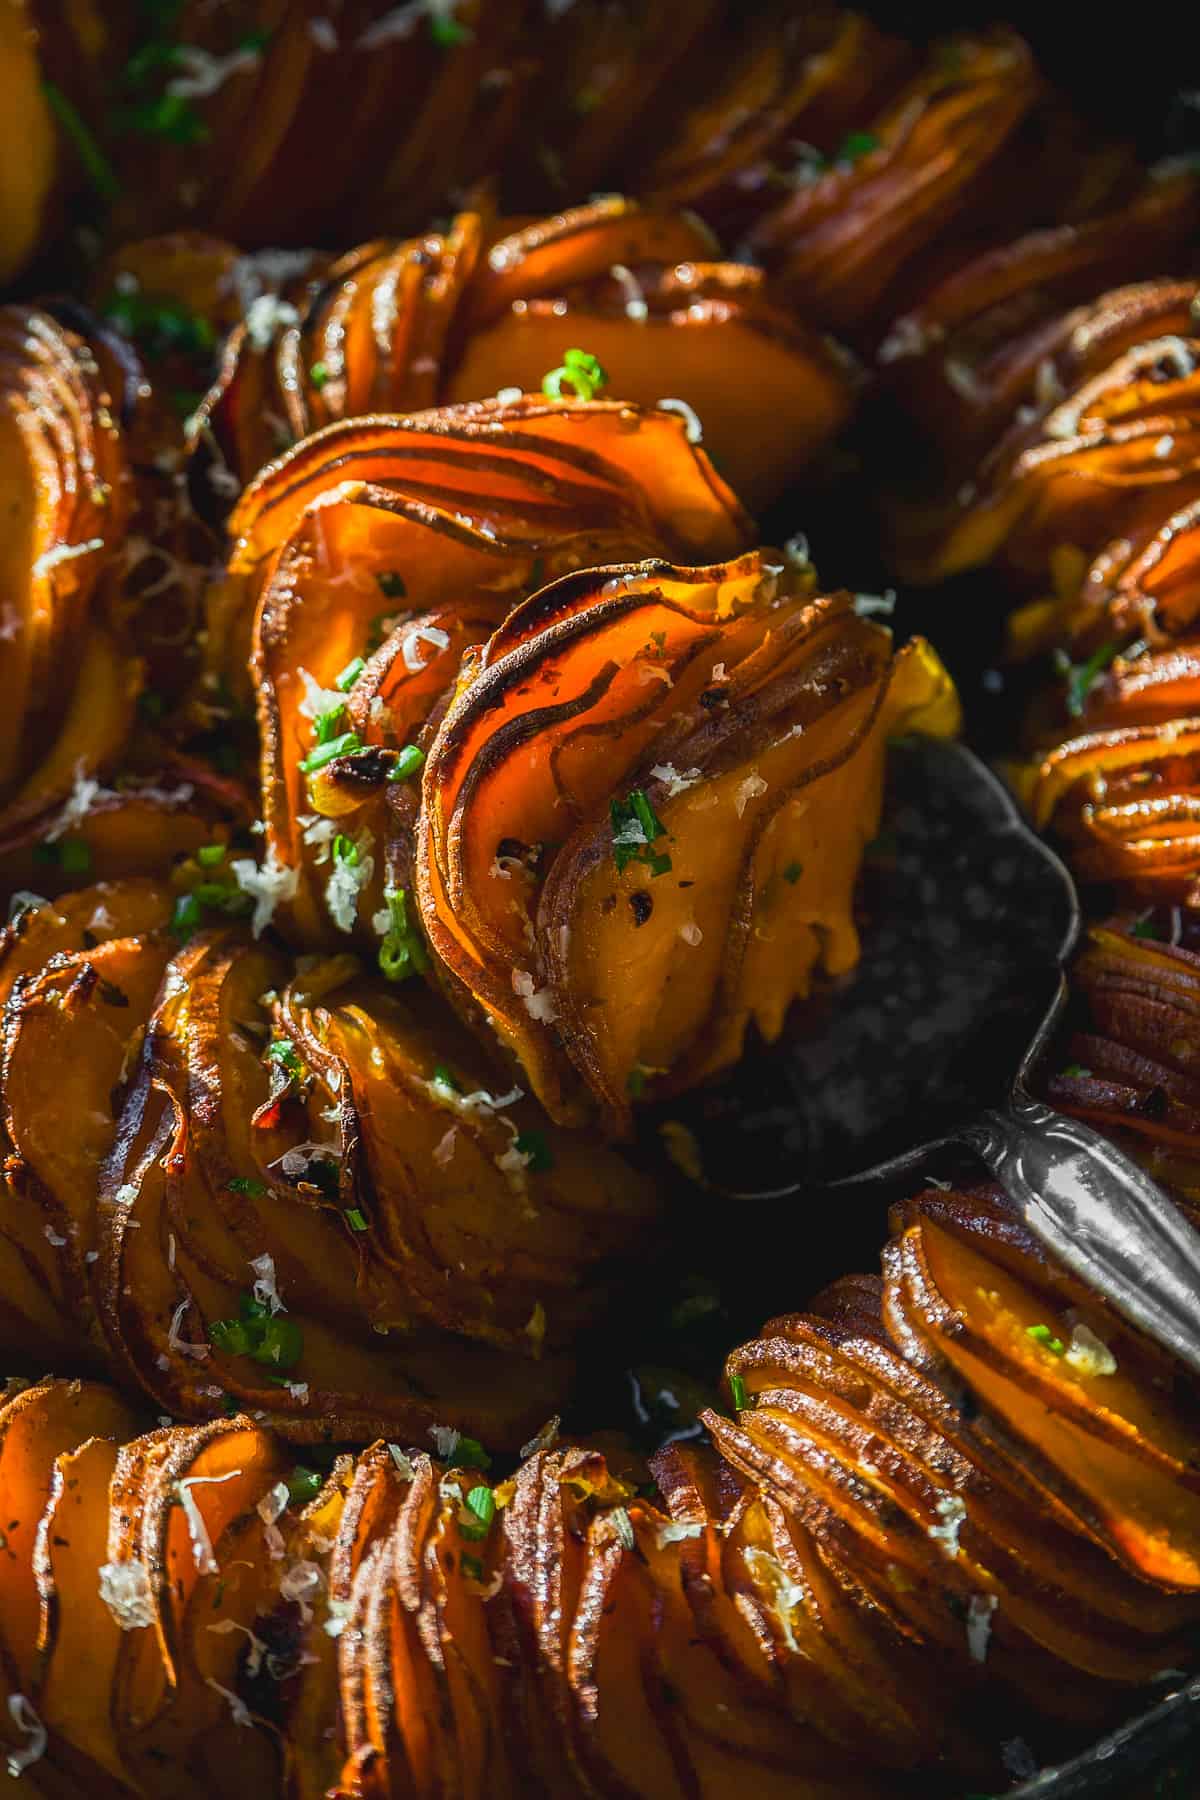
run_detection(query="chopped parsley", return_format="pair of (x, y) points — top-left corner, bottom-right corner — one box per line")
(610, 789), (672, 877)
(266, 1038), (302, 1078)
(209, 1294), (303, 1369)
(101, 289), (215, 359)
(459, 1484), (495, 1538)
(542, 346), (608, 402)
(286, 1465), (323, 1506)
(227, 1177), (267, 1196)
(378, 887), (430, 982)
(1026, 1324), (1066, 1357)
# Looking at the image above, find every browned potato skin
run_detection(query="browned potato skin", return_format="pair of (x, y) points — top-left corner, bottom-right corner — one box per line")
(4, 1174), (1200, 1797)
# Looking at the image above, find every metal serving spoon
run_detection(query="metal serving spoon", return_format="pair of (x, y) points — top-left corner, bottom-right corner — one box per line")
(672, 734), (1200, 1380)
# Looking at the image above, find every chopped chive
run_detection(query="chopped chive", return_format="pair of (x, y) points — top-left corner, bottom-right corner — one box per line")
(730, 1373), (747, 1410)
(1026, 1324), (1066, 1357)
(332, 834), (359, 867)
(313, 703), (347, 744)
(542, 346), (608, 402)
(310, 361), (330, 390)
(388, 744), (425, 782)
(170, 892), (203, 943)
(378, 887), (429, 982)
(300, 731), (362, 774)
(1052, 640), (1121, 719)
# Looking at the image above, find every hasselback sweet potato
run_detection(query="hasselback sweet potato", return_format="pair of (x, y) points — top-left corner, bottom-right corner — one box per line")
(240, 396), (750, 949)
(191, 197), (854, 511)
(418, 559), (957, 1129)
(4, 1176), (1200, 1796)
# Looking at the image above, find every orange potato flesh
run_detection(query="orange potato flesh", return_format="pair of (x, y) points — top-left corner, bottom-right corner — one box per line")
(420, 564), (957, 1128)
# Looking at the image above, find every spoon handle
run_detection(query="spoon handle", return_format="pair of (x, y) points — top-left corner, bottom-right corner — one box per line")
(964, 1097), (1200, 1380)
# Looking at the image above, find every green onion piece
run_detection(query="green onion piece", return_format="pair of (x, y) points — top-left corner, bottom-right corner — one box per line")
(542, 346), (608, 402)
(310, 361), (330, 389)
(336, 657), (366, 692)
(300, 731), (362, 774)
(1026, 1324), (1066, 1356)
(345, 1207), (369, 1232)
(170, 892), (203, 943)
(378, 888), (430, 983)
(227, 1177), (266, 1196)
(610, 789), (671, 876)
(313, 702), (347, 744)
(42, 83), (121, 199)
(782, 862), (803, 885)
(196, 842), (226, 867)
(730, 1373), (747, 1411)
(332, 834), (359, 868)
(515, 1130), (553, 1172)
(388, 744), (425, 783)
(286, 1465), (323, 1506)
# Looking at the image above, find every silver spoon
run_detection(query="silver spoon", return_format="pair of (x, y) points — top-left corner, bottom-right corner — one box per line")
(674, 736), (1200, 1380)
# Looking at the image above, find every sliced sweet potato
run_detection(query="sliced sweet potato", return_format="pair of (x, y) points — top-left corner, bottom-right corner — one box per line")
(419, 561), (957, 1128)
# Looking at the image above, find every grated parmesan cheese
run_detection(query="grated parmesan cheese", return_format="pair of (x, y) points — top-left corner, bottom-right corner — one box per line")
(325, 827), (375, 933)
(244, 294), (300, 352)
(650, 763), (703, 796)
(428, 1424), (460, 1460)
(296, 667), (346, 721)
(308, 17), (339, 50)
(928, 1493), (967, 1559)
(166, 43), (263, 99)
(230, 849), (299, 937)
(495, 385), (523, 404)
(249, 1252), (285, 1315)
(512, 968), (557, 1023)
(734, 774), (767, 817)
(168, 1296), (210, 1362)
(33, 537), (103, 579)
(966, 1592), (997, 1663)
(743, 1547), (805, 1652)
(401, 623), (451, 672)
(678, 921), (703, 946)
(655, 1519), (704, 1548)
(98, 1559), (155, 1630)
(853, 589), (896, 617)
(5, 1694), (46, 1778)
(179, 1471), (243, 1574)
(45, 763), (106, 842)
(433, 1126), (457, 1167)
(656, 397), (702, 442)
(1065, 1322), (1117, 1378)
(204, 1677), (251, 1727)
(207, 1617), (268, 1678)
